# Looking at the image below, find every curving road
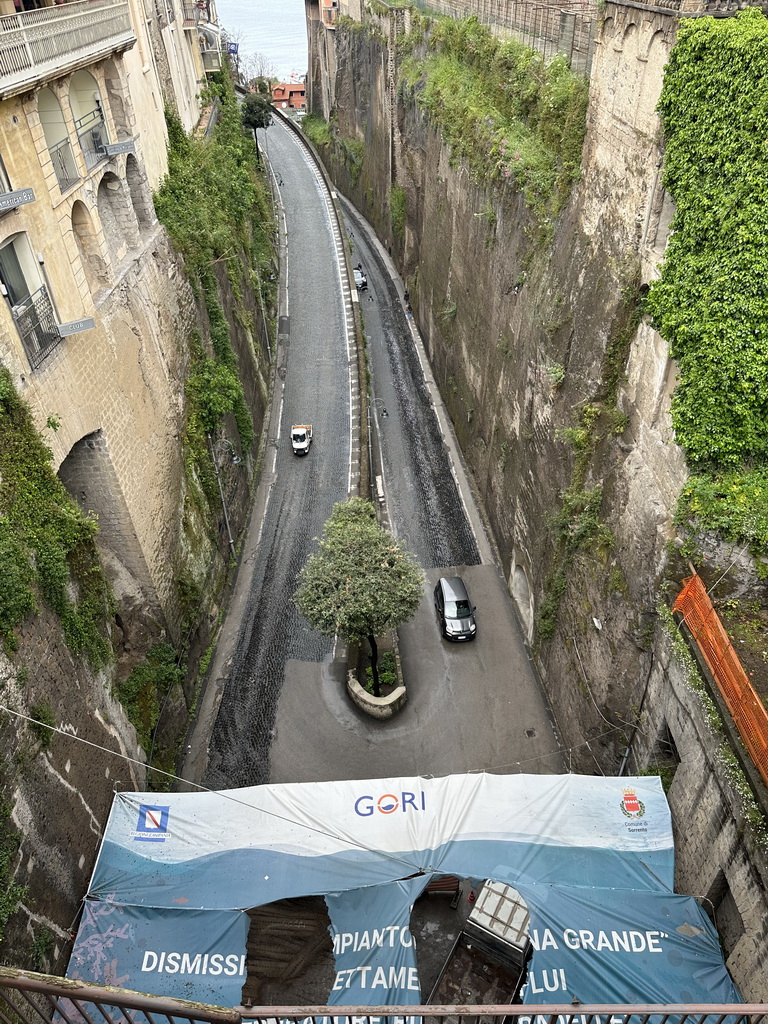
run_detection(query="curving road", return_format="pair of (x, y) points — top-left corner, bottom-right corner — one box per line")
(203, 121), (356, 789)
(196, 119), (562, 791)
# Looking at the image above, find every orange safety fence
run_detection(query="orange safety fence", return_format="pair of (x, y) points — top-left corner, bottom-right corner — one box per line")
(673, 573), (768, 789)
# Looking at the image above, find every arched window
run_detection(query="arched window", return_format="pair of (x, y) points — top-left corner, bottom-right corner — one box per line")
(38, 87), (79, 192)
(70, 70), (109, 170)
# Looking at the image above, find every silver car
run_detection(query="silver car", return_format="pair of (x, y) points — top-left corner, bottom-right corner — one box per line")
(434, 576), (477, 641)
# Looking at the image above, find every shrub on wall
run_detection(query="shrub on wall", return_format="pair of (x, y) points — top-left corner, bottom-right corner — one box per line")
(154, 70), (273, 452)
(0, 367), (113, 661)
(401, 16), (588, 221)
(647, 8), (768, 555)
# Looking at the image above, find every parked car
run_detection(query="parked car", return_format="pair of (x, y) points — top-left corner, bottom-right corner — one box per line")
(434, 576), (477, 641)
(354, 264), (367, 291)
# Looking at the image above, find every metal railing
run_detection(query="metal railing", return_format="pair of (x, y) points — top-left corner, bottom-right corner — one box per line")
(10, 285), (60, 369)
(75, 107), (108, 170)
(0, 0), (135, 100)
(409, 0), (597, 75)
(183, 0), (202, 26)
(47, 137), (80, 192)
(0, 969), (767, 1024)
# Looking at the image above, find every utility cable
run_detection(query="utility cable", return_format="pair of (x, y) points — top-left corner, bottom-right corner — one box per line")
(0, 705), (419, 876)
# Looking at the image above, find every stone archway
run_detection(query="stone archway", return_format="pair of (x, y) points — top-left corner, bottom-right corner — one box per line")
(96, 171), (140, 265)
(125, 153), (154, 231)
(71, 200), (110, 293)
(58, 429), (165, 653)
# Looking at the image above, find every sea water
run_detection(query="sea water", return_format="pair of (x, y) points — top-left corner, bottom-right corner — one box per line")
(216, 0), (308, 81)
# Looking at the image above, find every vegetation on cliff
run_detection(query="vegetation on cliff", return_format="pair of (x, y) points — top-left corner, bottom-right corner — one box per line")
(154, 70), (275, 454)
(648, 9), (768, 558)
(401, 16), (588, 221)
(0, 367), (113, 662)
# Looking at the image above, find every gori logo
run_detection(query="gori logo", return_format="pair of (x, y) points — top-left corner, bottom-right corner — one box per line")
(354, 792), (426, 817)
(620, 788), (646, 819)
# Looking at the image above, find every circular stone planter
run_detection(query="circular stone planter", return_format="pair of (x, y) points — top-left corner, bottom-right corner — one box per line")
(347, 672), (407, 719)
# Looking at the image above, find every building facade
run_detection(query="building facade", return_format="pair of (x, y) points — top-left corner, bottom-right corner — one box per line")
(0, 0), (223, 636)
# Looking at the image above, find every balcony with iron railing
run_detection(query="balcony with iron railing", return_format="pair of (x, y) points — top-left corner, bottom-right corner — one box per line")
(47, 136), (80, 193)
(75, 107), (108, 170)
(0, 0), (135, 101)
(10, 285), (61, 369)
(183, 0), (202, 27)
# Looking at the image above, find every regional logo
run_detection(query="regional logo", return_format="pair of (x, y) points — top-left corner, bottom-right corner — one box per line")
(132, 804), (170, 842)
(620, 788), (646, 819)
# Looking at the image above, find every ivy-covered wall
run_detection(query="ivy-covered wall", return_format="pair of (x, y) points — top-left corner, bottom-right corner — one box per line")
(647, 8), (768, 564)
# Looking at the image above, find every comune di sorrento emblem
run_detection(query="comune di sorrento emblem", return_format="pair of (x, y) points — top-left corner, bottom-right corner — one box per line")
(620, 788), (646, 819)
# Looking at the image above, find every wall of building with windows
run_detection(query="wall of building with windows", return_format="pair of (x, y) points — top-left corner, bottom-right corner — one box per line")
(0, 0), (217, 632)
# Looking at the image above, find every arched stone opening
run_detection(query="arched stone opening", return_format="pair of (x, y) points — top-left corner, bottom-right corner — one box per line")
(511, 563), (533, 642)
(38, 87), (79, 192)
(57, 429), (164, 655)
(71, 200), (110, 293)
(103, 58), (131, 140)
(69, 70), (108, 171)
(97, 171), (140, 265)
(125, 153), (154, 231)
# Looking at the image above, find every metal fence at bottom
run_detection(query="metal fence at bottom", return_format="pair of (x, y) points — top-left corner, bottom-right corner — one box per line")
(1, 970), (767, 1024)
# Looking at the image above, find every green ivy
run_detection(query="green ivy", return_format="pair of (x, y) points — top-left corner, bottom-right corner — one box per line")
(390, 185), (407, 237)
(154, 71), (266, 470)
(0, 367), (113, 662)
(117, 643), (184, 751)
(301, 113), (333, 147)
(648, 11), (768, 462)
(677, 468), (768, 556)
(29, 702), (55, 749)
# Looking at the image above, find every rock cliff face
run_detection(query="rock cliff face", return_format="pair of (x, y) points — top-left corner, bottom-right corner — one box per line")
(309, 0), (768, 997)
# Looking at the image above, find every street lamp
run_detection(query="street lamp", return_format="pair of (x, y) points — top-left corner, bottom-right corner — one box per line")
(208, 434), (242, 561)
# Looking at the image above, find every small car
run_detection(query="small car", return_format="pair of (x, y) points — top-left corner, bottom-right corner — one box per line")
(434, 576), (477, 641)
(354, 265), (367, 291)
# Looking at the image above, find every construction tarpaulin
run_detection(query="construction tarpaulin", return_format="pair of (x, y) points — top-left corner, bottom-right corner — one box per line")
(325, 876), (430, 1006)
(67, 772), (741, 1010)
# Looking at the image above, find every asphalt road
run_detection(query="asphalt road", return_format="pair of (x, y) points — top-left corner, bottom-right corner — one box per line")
(202, 121), (355, 789)
(193, 119), (562, 791)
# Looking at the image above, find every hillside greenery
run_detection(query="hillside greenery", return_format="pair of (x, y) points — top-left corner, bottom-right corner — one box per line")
(647, 8), (768, 558)
(401, 16), (589, 222)
(0, 367), (113, 661)
(154, 70), (275, 454)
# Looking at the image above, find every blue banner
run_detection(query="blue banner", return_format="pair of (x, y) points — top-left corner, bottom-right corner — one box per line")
(518, 883), (742, 1005)
(326, 876), (430, 1005)
(67, 774), (740, 1008)
(68, 900), (248, 1005)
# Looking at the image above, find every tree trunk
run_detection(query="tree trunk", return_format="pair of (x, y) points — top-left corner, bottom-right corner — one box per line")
(368, 635), (380, 697)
